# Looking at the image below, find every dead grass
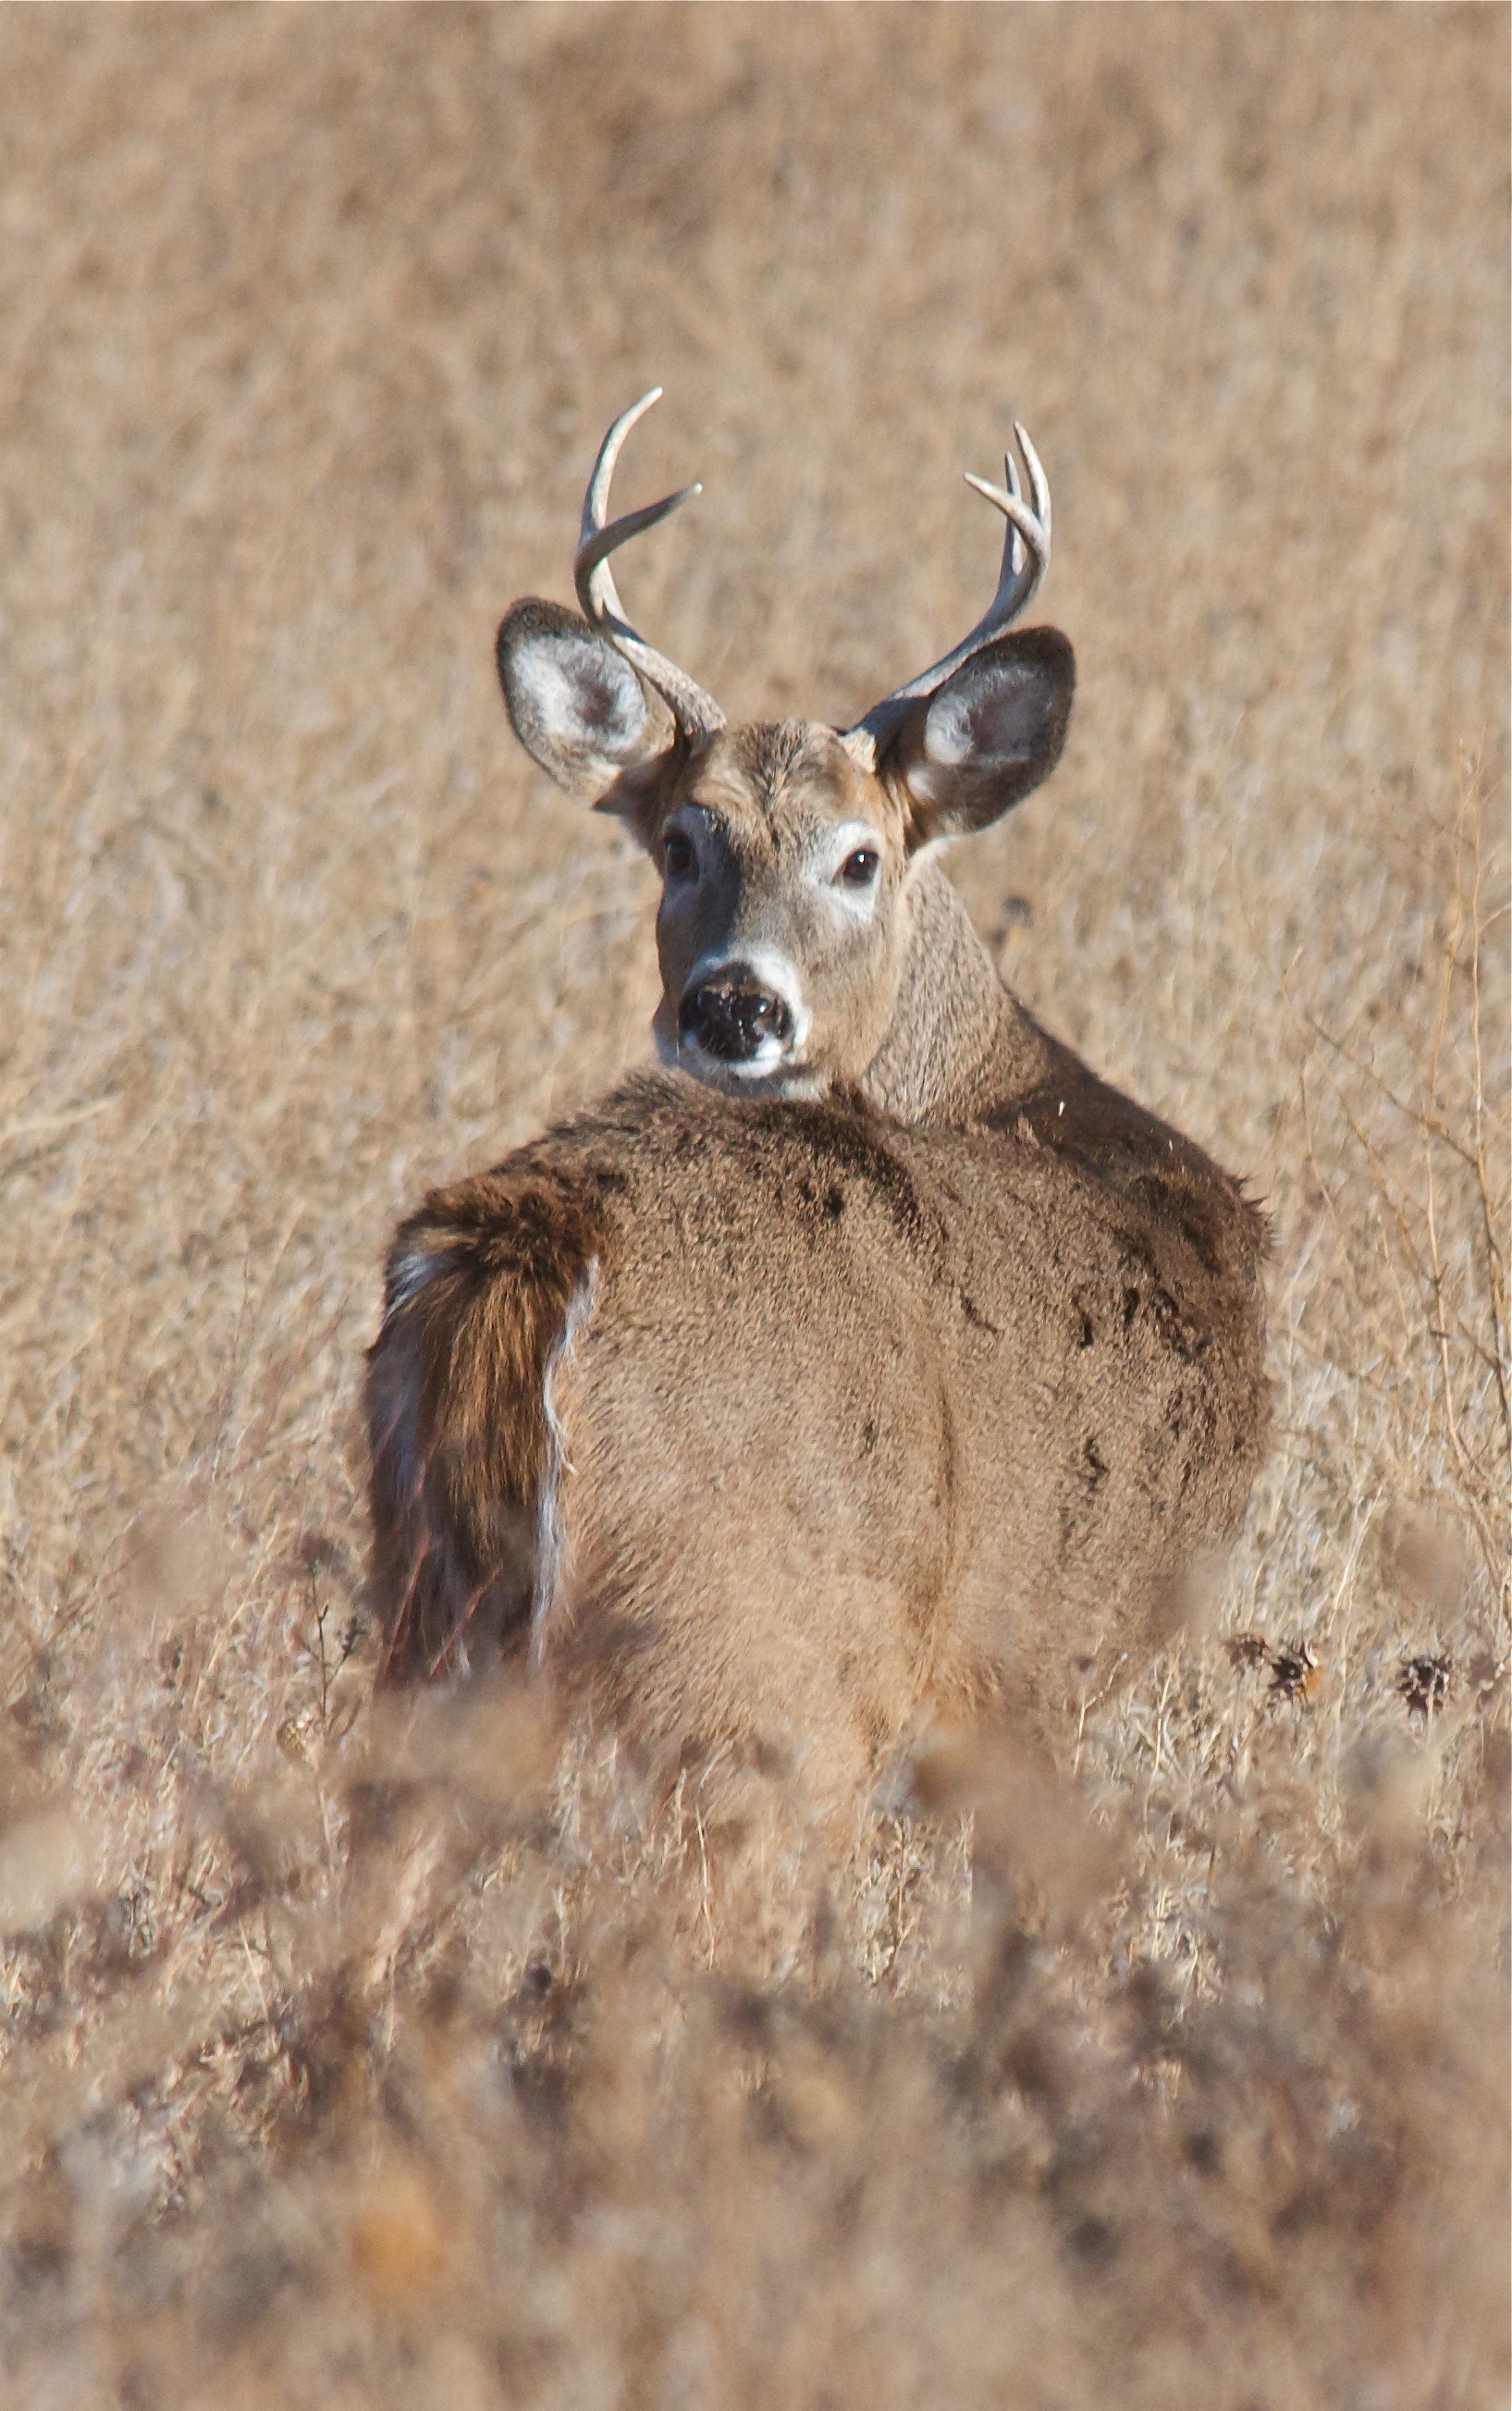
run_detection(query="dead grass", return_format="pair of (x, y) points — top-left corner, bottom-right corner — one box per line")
(0, 7), (1506, 2405)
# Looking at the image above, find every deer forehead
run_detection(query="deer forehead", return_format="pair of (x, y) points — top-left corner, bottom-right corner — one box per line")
(666, 720), (899, 851)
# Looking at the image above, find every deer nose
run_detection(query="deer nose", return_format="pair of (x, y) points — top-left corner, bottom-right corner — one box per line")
(678, 971), (794, 1063)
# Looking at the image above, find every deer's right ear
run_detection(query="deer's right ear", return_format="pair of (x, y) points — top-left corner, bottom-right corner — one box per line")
(497, 599), (679, 815)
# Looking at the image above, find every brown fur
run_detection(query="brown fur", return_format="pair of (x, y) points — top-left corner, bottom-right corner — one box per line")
(370, 501), (1270, 1817)
(368, 1054), (1268, 1817)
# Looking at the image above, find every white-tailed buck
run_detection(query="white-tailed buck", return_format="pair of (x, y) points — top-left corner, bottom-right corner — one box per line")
(366, 394), (1269, 1820)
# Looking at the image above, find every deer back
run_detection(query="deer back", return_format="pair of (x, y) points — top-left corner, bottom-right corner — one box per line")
(370, 1073), (1268, 1819)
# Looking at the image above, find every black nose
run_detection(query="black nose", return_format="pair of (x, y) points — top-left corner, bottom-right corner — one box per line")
(678, 972), (793, 1064)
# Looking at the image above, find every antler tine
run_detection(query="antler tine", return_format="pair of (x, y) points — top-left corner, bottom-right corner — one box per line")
(849, 422), (1051, 752)
(1007, 419), (1051, 540)
(999, 444), (1026, 582)
(572, 388), (725, 743)
(960, 470), (1048, 618)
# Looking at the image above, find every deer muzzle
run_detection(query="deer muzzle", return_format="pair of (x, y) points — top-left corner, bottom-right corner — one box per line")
(678, 971), (795, 1065)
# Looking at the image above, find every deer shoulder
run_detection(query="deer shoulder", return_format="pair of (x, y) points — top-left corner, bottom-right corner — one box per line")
(366, 397), (1270, 1825)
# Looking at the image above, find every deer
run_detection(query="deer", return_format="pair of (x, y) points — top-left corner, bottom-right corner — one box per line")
(364, 393), (1270, 1828)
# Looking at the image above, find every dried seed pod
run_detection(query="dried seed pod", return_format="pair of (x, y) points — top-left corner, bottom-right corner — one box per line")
(1398, 1654), (1453, 1717)
(1225, 1632), (1270, 1671)
(1270, 1642), (1322, 1704)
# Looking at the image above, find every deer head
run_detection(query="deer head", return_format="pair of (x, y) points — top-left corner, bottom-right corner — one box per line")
(497, 392), (1074, 1100)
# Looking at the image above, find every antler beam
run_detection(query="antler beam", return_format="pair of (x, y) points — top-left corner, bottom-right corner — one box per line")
(573, 390), (725, 744)
(849, 423), (1051, 754)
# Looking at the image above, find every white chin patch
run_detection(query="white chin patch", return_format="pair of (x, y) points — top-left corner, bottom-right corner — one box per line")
(719, 1039), (790, 1079)
(682, 1035), (791, 1082)
(658, 1024), (820, 1096)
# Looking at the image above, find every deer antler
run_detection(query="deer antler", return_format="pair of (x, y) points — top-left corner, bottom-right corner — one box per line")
(574, 390), (726, 744)
(847, 423), (1051, 757)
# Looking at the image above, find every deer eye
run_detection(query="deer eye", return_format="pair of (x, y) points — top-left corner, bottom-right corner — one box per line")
(838, 847), (879, 888)
(663, 830), (696, 879)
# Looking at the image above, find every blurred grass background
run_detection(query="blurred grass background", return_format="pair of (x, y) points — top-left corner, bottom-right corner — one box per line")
(0, 8), (1506, 2405)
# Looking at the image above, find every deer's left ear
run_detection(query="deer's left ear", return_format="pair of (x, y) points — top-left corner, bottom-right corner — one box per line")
(884, 627), (1075, 846)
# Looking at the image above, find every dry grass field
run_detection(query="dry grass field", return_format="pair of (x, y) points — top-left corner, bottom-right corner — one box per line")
(0, 7), (1507, 2405)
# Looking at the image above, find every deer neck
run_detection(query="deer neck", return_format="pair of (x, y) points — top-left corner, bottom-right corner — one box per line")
(857, 857), (1060, 1126)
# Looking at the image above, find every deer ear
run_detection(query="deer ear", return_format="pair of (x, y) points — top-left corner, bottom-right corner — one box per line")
(497, 598), (679, 814)
(886, 627), (1075, 846)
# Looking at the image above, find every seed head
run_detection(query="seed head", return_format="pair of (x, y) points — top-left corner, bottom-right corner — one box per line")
(1225, 1632), (1270, 1672)
(1397, 1654), (1453, 1717)
(1270, 1642), (1322, 1704)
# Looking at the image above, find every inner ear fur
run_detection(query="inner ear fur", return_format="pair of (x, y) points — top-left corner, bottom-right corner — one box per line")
(884, 626), (1076, 845)
(497, 597), (680, 820)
